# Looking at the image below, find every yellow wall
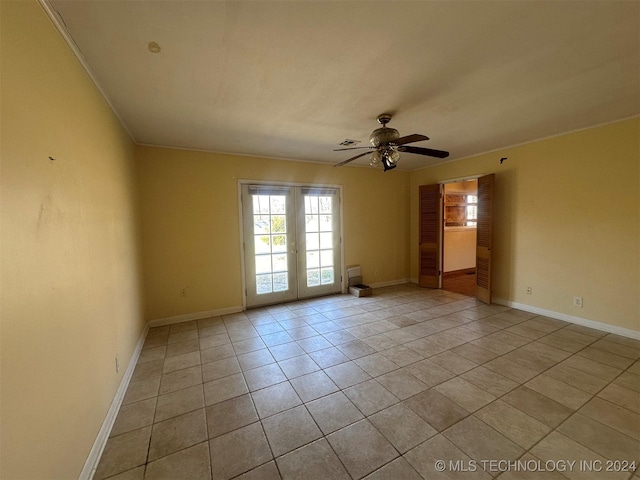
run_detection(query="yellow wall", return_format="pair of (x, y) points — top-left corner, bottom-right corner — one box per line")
(0, 2), (145, 478)
(135, 146), (410, 320)
(411, 118), (640, 331)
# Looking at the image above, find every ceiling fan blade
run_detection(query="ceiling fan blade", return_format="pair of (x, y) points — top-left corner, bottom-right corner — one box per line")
(393, 133), (429, 146)
(333, 146), (372, 151)
(398, 145), (449, 158)
(334, 151), (370, 167)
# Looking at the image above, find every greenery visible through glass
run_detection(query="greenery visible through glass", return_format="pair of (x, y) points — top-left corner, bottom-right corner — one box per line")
(253, 195), (288, 295)
(305, 195), (334, 287)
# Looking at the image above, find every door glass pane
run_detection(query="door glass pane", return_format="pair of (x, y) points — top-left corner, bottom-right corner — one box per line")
(273, 272), (288, 292)
(255, 235), (270, 254)
(272, 235), (287, 253)
(321, 267), (334, 284)
(307, 269), (320, 286)
(304, 195), (334, 288)
(252, 194), (289, 296)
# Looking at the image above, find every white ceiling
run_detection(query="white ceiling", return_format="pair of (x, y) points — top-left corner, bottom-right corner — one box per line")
(46, 0), (639, 171)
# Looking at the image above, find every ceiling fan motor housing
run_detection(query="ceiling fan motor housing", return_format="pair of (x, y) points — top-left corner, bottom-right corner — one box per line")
(370, 127), (400, 147)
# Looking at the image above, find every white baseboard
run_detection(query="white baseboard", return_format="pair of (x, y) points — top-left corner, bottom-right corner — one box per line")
(79, 323), (149, 480)
(493, 297), (640, 340)
(148, 306), (244, 327)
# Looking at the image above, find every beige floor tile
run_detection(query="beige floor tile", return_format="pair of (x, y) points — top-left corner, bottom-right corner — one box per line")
(561, 355), (622, 381)
(362, 457), (422, 480)
(200, 344), (235, 364)
(521, 341), (572, 362)
(451, 343), (499, 364)
(287, 325), (320, 341)
(251, 381), (301, 418)
(536, 334), (587, 353)
(148, 409), (208, 461)
(163, 350), (201, 374)
(306, 391), (364, 434)
(361, 333), (400, 351)
(235, 461), (281, 480)
(375, 369), (429, 400)
(501, 386), (574, 428)
(209, 422), (273, 480)
(379, 345), (423, 367)
(470, 337), (517, 355)
(262, 331), (295, 347)
(557, 413), (640, 461)
(496, 453), (570, 480)
(138, 346), (167, 364)
(613, 371), (640, 392)
(276, 438), (350, 480)
(405, 337), (449, 357)
(337, 339), (378, 360)
(475, 399), (550, 449)
(404, 358), (455, 387)
(278, 354), (320, 379)
(170, 321), (198, 334)
(579, 396), (640, 440)
(354, 353), (399, 377)
(289, 370), (339, 402)
(308, 346), (350, 368)
(344, 379), (399, 416)
(122, 375), (160, 405)
(369, 403), (437, 453)
(165, 338), (200, 358)
(404, 434), (492, 480)
(199, 333), (231, 350)
(577, 347), (635, 370)
(237, 348), (275, 371)
(155, 384), (205, 422)
(443, 416), (524, 462)
(327, 419), (399, 480)
(324, 361), (371, 389)
(591, 339), (640, 360)
(503, 348), (557, 372)
(297, 335), (333, 353)
(429, 351), (478, 375)
(205, 393), (258, 439)
(95, 427), (151, 479)
(244, 363), (287, 392)
(110, 397), (156, 437)
(268, 342), (305, 361)
(404, 389), (470, 432)
(144, 442), (211, 480)
(103, 466), (145, 480)
(598, 382), (640, 413)
(203, 372), (248, 406)
(530, 431), (628, 480)
(435, 377), (496, 412)
(202, 356), (241, 383)
(167, 330), (198, 346)
(460, 366), (518, 396)
(232, 337), (267, 355)
(483, 357), (539, 384)
(159, 364), (202, 395)
(629, 360), (640, 375)
(525, 374), (592, 410)
(544, 363), (608, 394)
(131, 359), (164, 382)
(262, 405), (323, 457)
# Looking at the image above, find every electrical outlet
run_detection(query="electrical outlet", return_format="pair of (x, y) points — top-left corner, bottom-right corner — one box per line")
(573, 296), (583, 307)
(115, 354), (120, 373)
(526, 287), (532, 295)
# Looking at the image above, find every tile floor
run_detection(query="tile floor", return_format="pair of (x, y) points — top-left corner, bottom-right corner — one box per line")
(95, 284), (640, 480)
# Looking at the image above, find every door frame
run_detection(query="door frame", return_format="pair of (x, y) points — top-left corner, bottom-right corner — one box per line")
(238, 180), (345, 310)
(429, 173), (492, 302)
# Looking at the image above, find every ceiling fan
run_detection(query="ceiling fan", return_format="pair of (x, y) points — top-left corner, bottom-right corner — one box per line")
(334, 114), (449, 171)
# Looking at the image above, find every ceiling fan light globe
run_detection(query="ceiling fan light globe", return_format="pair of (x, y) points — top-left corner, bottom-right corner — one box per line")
(370, 150), (382, 166)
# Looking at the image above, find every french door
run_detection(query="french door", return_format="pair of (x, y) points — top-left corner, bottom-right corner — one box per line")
(241, 184), (342, 308)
